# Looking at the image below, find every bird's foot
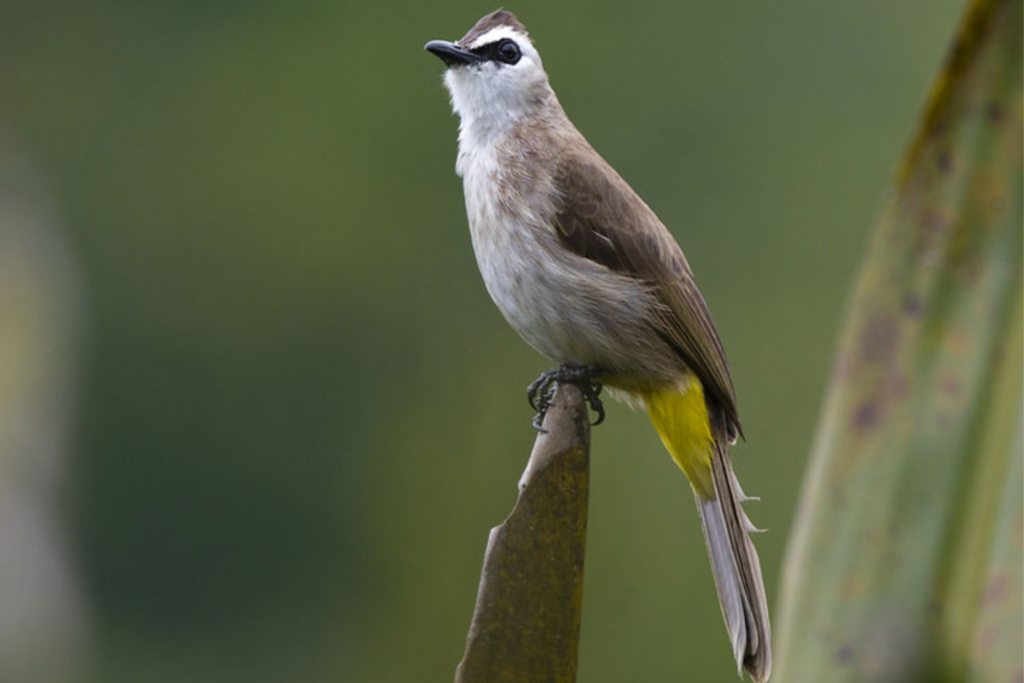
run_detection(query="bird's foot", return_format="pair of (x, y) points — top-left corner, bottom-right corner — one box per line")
(527, 364), (608, 431)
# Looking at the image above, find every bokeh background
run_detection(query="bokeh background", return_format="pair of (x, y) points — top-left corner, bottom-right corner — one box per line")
(0, 1), (968, 681)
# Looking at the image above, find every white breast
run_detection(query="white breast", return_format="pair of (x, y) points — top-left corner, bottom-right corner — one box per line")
(456, 138), (674, 379)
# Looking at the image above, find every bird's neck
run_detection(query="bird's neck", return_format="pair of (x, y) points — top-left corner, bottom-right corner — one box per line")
(455, 97), (565, 177)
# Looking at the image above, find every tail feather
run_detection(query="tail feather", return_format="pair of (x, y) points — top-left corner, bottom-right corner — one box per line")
(697, 441), (772, 682)
(643, 382), (771, 681)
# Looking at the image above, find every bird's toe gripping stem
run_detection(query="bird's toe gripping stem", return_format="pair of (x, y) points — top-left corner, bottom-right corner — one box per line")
(526, 364), (608, 431)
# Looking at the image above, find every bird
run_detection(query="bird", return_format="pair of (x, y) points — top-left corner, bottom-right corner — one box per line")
(425, 10), (771, 681)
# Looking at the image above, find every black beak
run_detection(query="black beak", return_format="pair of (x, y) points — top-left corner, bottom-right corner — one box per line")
(424, 40), (482, 67)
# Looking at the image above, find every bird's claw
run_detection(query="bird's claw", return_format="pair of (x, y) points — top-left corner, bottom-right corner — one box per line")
(582, 380), (605, 426)
(526, 364), (608, 431)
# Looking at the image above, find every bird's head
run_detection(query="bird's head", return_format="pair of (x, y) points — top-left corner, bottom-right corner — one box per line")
(426, 10), (553, 134)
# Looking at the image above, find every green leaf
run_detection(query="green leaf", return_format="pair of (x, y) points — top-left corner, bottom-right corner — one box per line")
(773, 1), (1023, 681)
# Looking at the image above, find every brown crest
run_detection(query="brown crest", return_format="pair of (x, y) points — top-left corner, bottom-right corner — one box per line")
(458, 10), (528, 47)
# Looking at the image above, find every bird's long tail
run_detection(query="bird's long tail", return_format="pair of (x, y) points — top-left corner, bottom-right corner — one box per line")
(644, 380), (772, 682)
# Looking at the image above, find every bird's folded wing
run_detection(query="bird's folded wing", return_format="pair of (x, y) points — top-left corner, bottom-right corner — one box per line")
(552, 148), (741, 435)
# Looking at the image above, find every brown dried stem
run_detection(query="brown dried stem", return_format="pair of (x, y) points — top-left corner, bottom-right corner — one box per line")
(455, 383), (591, 683)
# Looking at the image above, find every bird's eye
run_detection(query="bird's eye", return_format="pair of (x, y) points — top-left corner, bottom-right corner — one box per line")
(497, 39), (521, 65)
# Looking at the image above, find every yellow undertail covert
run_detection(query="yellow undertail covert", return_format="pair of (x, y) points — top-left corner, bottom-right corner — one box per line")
(644, 375), (716, 500)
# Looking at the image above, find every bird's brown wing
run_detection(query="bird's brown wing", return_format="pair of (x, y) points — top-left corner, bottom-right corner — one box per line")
(553, 148), (742, 436)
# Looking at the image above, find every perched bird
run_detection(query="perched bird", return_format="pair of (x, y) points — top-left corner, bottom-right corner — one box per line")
(425, 10), (771, 681)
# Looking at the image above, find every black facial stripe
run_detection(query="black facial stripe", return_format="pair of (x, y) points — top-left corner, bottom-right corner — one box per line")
(470, 38), (522, 65)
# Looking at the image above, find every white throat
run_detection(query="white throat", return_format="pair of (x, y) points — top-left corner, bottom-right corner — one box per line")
(446, 69), (528, 152)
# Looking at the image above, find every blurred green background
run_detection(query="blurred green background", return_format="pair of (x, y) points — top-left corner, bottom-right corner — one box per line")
(0, 1), (966, 681)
